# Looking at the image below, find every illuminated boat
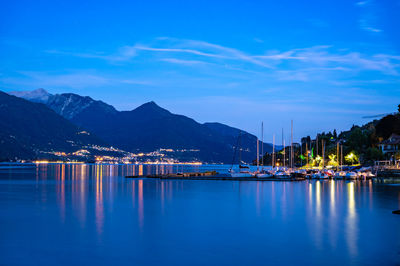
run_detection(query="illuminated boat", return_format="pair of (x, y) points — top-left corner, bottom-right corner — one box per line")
(320, 172), (329, 179)
(228, 169), (254, 178)
(324, 170), (334, 178)
(357, 167), (375, 179)
(312, 171), (329, 179)
(357, 171), (375, 179)
(345, 172), (358, 180)
(274, 170), (290, 178)
(311, 172), (320, 179)
(291, 169), (307, 178)
(334, 171), (346, 179)
(256, 170), (274, 178)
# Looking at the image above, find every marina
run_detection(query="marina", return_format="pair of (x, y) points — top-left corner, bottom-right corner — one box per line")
(126, 171), (306, 181)
(125, 166), (381, 181)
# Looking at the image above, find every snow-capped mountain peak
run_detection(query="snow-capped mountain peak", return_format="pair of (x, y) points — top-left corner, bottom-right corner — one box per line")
(9, 88), (53, 104)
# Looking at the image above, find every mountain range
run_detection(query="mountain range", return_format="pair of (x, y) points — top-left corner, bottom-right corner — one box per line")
(5, 88), (273, 163)
(0, 91), (103, 160)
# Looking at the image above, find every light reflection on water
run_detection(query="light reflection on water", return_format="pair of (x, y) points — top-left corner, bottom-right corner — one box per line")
(95, 164), (103, 237)
(329, 180), (337, 250)
(0, 164), (399, 265)
(346, 181), (357, 257)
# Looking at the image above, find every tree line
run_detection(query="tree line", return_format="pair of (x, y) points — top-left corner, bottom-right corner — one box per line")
(260, 104), (400, 167)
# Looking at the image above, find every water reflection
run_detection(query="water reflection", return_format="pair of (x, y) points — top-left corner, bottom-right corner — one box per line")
(256, 182), (262, 216)
(330, 180), (335, 210)
(139, 165), (143, 176)
(161, 181), (165, 214)
(138, 179), (144, 230)
(3, 164), (399, 265)
(346, 181), (357, 257)
(329, 180), (337, 249)
(399, 191), (400, 209)
(315, 181), (321, 219)
(59, 164), (65, 222)
(369, 180), (373, 210)
(96, 164), (104, 237)
(314, 181), (323, 249)
(281, 182), (287, 221)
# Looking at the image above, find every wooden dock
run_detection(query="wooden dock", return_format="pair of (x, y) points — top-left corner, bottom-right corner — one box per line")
(125, 171), (306, 181)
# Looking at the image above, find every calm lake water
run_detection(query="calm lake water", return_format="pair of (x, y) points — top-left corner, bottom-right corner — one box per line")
(0, 164), (399, 265)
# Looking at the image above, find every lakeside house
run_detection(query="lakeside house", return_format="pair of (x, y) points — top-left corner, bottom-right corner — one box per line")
(379, 133), (400, 156)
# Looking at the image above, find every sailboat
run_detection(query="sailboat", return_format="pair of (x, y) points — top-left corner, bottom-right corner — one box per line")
(257, 170), (274, 178)
(229, 169), (253, 178)
(228, 131), (254, 178)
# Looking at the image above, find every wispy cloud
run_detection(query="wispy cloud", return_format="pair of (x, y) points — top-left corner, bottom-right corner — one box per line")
(134, 45), (225, 59)
(256, 46), (399, 75)
(356, 0), (383, 33)
(46, 45), (137, 62)
(160, 58), (211, 66)
(38, 37), (400, 98)
(134, 39), (273, 68)
(359, 19), (382, 33)
(128, 39), (400, 76)
(184, 39), (273, 68)
(46, 37), (400, 77)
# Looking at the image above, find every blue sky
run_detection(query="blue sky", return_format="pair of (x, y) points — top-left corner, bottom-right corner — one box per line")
(1, 0), (400, 142)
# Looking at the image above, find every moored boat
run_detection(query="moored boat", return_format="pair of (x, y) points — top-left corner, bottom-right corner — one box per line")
(228, 131), (255, 178)
(357, 171), (375, 179)
(357, 167), (375, 179)
(345, 171), (358, 180)
(291, 169), (307, 178)
(256, 169), (274, 178)
(312, 171), (329, 179)
(275, 170), (290, 178)
(334, 171), (346, 179)
(323, 170), (334, 178)
(229, 169), (254, 178)
(311, 171), (320, 179)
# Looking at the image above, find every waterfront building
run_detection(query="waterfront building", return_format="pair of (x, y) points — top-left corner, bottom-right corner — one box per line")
(379, 133), (400, 155)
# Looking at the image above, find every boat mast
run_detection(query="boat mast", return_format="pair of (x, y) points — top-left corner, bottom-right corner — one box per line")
(291, 120), (293, 169)
(239, 131), (242, 165)
(272, 134), (275, 168)
(283, 140), (286, 168)
(300, 140), (303, 167)
(322, 139), (325, 169)
(336, 142), (339, 172)
(340, 144), (343, 171)
(306, 142), (308, 167)
(282, 128), (285, 168)
(257, 137), (259, 171)
(261, 122), (264, 167)
(230, 131), (241, 171)
(316, 135), (319, 161)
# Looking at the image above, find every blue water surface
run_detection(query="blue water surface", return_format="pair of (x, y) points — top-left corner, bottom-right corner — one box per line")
(0, 164), (399, 265)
